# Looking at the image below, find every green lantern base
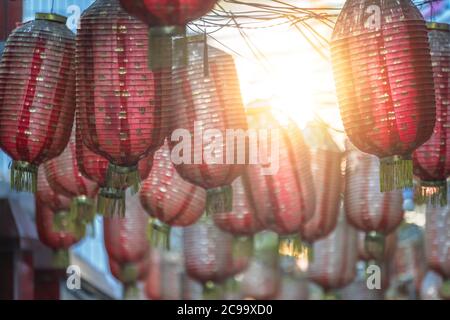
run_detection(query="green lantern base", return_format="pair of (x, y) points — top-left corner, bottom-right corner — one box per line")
(205, 185), (233, 216)
(364, 231), (385, 261)
(10, 160), (37, 193)
(52, 249), (70, 269)
(148, 219), (171, 250)
(97, 187), (126, 218)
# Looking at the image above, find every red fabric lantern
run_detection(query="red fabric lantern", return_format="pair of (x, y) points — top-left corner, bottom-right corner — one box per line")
(213, 175), (264, 237)
(76, 120), (153, 217)
(77, 0), (167, 193)
(104, 194), (150, 264)
(425, 205), (450, 297)
(412, 23), (450, 205)
(300, 122), (342, 243)
(140, 142), (205, 229)
(245, 108), (315, 256)
(109, 255), (149, 299)
(345, 145), (404, 259)
(183, 217), (248, 284)
(308, 212), (358, 291)
(44, 131), (98, 225)
(37, 168), (71, 212)
(168, 36), (247, 216)
(0, 13), (76, 193)
(36, 200), (84, 268)
(331, 0), (436, 191)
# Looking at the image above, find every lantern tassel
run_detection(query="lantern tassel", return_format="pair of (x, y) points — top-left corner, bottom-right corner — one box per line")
(97, 187), (126, 218)
(148, 219), (171, 250)
(69, 196), (95, 232)
(364, 231), (385, 261)
(379, 156), (413, 192)
(123, 283), (139, 300)
(278, 234), (304, 258)
(205, 185), (233, 216)
(415, 180), (447, 207)
(10, 160), (37, 193)
(106, 163), (140, 194)
(52, 249), (70, 269)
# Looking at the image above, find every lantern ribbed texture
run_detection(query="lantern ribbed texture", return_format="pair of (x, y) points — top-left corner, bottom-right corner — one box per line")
(213, 176), (264, 236)
(300, 123), (342, 242)
(104, 194), (150, 264)
(37, 168), (71, 212)
(245, 108), (315, 255)
(109, 255), (149, 299)
(412, 23), (450, 206)
(331, 0), (436, 192)
(44, 131), (99, 225)
(75, 118), (153, 217)
(308, 212), (357, 291)
(420, 271), (443, 300)
(36, 200), (84, 268)
(0, 14), (76, 193)
(168, 36), (247, 216)
(140, 142), (206, 227)
(76, 0), (168, 192)
(425, 205), (450, 281)
(345, 146), (404, 234)
(183, 218), (241, 284)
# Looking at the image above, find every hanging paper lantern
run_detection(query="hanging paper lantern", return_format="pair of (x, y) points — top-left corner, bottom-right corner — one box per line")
(213, 175), (264, 237)
(425, 205), (450, 298)
(118, 0), (217, 69)
(44, 131), (98, 227)
(331, 0), (436, 192)
(37, 168), (71, 212)
(0, 13), (76, 193)
(300, 122), (342, 242)
(140, 141), (205, 232)
(245, 108), (315, 256)
(75, 120), (153, 217)
(168, 35), (247, 217)
(109, 255), (149, 299)
(104, 193), (150, 265)
(183, 217), (248, 284)
(308, 212), (358, 292)
(420, 271), (443, 300)
(77, 0), (168, 194)
(412, 23), (450, 205)
(345, 145), (404, 259)
(36, 200), (85, 268)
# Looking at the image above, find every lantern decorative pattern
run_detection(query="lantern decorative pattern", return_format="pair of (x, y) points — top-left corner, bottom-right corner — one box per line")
(345, 145), (404, 259)
(300, 122), (342, 242)
(308, 212), (358, 291)
(140, 142), (205, 230)
(168, 36), (247, 216)
(0, 13), (76, 193)
(118, 0), (218, 69)
(37, 168), (71, 212)
(109, 256), (149, 299)
(44, 131), (98, 226)
(245, 108), (315, 256)
(104, 193), (150, 265)
(213, 176), (264, 237)
(331, 0), (436, 192)
(76, 119), (153, 217)
(36, 200), (84, 268)
(425, 205), (450, 297)
(412, 23), (450, 206)
(77, 0), (167, 193)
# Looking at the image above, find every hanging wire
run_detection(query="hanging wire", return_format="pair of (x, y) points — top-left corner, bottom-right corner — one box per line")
(51, 0), (55, 14)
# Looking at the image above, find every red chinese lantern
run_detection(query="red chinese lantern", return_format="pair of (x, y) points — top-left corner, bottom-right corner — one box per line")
(44, 131), (98, 225)
(425, 205), (450, 299)
(140, 142), (205, 232)
(213, 175), (264, 237)
(118, 0), (217, 69)
(168, 36), (247, 217)
(75, 120), (153, 217)
(345, 145), (404, 259)
(77, 0), (167, 194)
(0, 13), (76, 193)
(109, 255), (149, 299)
(300, 122), (342, 243)
(246, 108), (315, 256)
(104, 194), (150, 265)
(331, 0), (436, 192)
(37, 168), (71, 212)
(308, 212), (358, 292)
(36, 200), (85, 268)
(412, 23), (450, 206)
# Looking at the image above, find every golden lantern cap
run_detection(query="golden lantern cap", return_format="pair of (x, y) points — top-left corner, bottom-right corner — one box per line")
(35, 13), (68, 24)
(427, 22), (450, 32)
